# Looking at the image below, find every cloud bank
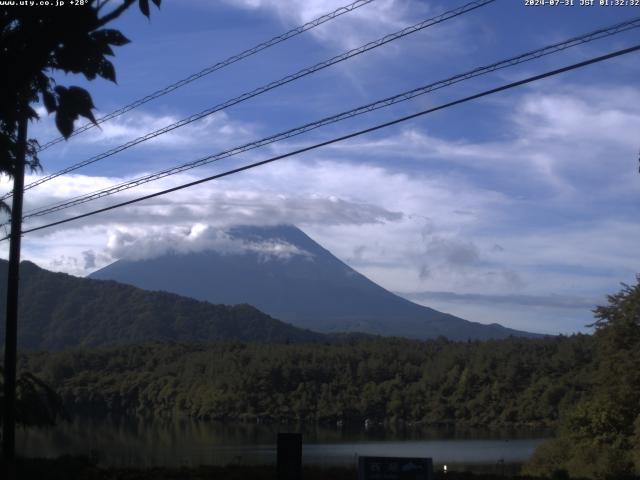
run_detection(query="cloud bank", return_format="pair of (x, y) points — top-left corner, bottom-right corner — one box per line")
(106, 223), (312, 262)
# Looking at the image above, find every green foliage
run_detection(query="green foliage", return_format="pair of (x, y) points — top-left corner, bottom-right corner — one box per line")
(0, 0), (161, 182)
(0, 366), (66, 427)
(525, 276), (640, 479)
(632, 415), (640, 473)
(524, 438), (573, 479)
(20, 335), (594, 428)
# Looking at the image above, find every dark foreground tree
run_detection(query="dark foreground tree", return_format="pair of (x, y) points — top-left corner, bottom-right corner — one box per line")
(1, 0), (161, 462)
(1, 0), (161, 169)
(524, 275), (640, 479)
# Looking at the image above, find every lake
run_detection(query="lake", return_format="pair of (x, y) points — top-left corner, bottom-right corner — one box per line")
(17, 417), (549, 472)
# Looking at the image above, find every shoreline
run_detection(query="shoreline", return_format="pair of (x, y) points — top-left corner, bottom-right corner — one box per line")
(1, 457), (542, 480)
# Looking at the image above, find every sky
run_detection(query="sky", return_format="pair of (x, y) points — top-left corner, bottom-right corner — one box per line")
(2, 0), (639, 335)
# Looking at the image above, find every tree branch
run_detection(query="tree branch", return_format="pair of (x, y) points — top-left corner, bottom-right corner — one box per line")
(96, 0), (136, 28)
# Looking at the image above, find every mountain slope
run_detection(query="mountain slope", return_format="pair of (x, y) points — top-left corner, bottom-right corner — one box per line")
(0, 260), (325, 350)
(90, 225), (536, 340)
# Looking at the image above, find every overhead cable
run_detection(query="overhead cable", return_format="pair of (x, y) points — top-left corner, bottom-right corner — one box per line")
(9, 0), (496, 200)
(10, 44), (639, 240)
(35, 0), (377, 152)
(19, 17), (640, 221)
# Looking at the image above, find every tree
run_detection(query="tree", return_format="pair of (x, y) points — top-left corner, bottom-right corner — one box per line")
(525, 276), (640, 479)
(1, 0), (161, 161)
(1, 0), (161, 462)
(0, 366), (66, 428)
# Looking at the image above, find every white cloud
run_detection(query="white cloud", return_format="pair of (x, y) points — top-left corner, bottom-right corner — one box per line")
(224, 0), (412, 49)
(30, 107), (256, 156)
(106, 224), (312, 262)
(2, 156), (498, 281)
(310, 83), (640, 201)
(514, 87), (640, 149)
(80, 111), (252, 148)
(217, 0), (468, 56)
(13, 165), (403, 231)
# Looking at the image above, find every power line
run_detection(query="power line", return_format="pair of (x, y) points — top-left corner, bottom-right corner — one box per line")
(8, 0), (495, 201)
(10, 43), (639, 240)
(19, 16), (640, 219)
(19, 17), (640, 221)
(35, 0), (376, 153)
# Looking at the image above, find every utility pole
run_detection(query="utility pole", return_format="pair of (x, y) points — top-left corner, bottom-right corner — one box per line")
(2, 114), (28, 462)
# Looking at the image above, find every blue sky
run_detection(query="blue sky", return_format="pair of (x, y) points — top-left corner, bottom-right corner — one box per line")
(3, 0), (640, 335)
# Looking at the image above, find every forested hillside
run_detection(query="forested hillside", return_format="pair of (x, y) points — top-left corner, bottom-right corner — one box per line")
(20, 335), (594, 428)
(0, 260), (325, 349)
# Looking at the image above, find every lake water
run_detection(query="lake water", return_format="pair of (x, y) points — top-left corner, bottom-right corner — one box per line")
(17, 417), (548, 471)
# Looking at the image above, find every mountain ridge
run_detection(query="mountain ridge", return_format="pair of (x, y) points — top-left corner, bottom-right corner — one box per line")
(0, 259), (329, 350)
(90, 224), (538, 340)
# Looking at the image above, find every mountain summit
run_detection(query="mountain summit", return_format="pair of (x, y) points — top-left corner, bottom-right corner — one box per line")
(90, 225), (535, 340)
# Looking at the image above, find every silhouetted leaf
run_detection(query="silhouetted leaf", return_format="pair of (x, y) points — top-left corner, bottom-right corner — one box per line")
(35, 72), (50, 92)
(26, 105), (39, 120)
(54, 111), (74, 139)
(53, 85), (96, 134)
(26, 139), (41, 173)
(53, 85), (67, 97)
(66, 86), (97, 124)
(93, 29), (130, 47)
(139, 0), (150, 17)
(151, 0), (161, 6)
(55, 42), (92, 75)
(96, 39), (115, 57)
(42, 90), (57, 113)
(97, 58), (117, 83)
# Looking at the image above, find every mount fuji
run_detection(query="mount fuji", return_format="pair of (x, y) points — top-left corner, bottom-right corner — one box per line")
(90, 225), (536, 340)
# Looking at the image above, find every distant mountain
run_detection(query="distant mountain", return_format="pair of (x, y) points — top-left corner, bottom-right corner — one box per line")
(0, 260), (325, 350)
(90, 225), (536, 340)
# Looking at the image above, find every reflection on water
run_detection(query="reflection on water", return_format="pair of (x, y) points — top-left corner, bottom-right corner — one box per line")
(17, 416), (549, 469)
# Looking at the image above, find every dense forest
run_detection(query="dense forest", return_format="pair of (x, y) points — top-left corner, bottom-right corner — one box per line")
(20, 335), (594, 429)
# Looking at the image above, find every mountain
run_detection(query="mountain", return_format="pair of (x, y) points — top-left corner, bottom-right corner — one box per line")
(90, 225), (536, 340)
(0, 260), (325, 350)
